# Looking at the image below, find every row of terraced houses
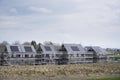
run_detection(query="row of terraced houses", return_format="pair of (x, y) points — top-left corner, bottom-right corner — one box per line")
(0, 43), (109, 65)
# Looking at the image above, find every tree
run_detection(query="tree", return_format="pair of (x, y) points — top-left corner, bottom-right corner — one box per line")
(0, 53), (4, 66)
(12, 41), (20, 45)
(36, 43), (42, 52)
(43, 41), (53, 45)
(53, 43), (61, 51)
(0, 44), (6, 66)
(31, 41), (37, 49)
(1, 41), (9, 45)
(0, 44), (6, 53)
(23, 42), (31, 45)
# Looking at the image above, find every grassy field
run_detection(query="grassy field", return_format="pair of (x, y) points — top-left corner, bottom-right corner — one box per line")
(0, 62), (120, 79)
(114, 55), (120, 59)
(88, 77), (120, 80)
(110, 55), (120, 60)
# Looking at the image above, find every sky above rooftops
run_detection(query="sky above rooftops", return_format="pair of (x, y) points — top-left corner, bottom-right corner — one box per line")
(0, 0), (120, 48)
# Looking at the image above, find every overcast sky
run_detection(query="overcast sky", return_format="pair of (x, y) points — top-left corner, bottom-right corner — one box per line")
(0, 0), (120, 48)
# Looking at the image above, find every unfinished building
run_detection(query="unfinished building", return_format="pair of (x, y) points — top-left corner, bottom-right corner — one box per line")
(35, 44), (56, 65)
(4, 45), (36, 65)
(58, 44), (93, 64)
(85, 46), (107, 63)
(0, 43), (109, 65)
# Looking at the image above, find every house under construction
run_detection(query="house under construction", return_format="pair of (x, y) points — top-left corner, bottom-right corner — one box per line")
(0, 43), (108, 65)
(85, 46), (107, 63)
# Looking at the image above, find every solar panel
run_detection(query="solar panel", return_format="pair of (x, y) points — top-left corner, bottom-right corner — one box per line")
(71, 46), (80, 51)
(44, 46), (52, 51)
(24, 46), (33, 52)
(92, 47), (104, 55)
(10, 46), (19, 52)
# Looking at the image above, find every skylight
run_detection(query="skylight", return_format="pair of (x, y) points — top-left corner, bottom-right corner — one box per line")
(24, 46), (33, 52)
(44, 46), (52, 51)
(10, 46), (19, 52)
(71, 46), (80, 51)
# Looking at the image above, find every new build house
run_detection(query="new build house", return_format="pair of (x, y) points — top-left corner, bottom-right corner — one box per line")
(5, 45), (36, 65)
(85, 46), (107, 63)
(0, 43), (109, 65)
(35, 44), (56, 65)
(58, 44), (93, 64)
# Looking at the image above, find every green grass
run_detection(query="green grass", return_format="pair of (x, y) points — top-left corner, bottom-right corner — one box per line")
(114, 55), (120, 59)
(110, 55), (120, 59)
(88, 77), (120, 80)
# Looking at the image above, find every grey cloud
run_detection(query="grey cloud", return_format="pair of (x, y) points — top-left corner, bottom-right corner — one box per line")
(29, 7), (53, 14)
(0, 0), (120, 48)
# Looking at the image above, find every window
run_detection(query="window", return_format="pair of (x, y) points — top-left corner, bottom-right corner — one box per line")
(16, 54), (21, 58)
(11, 54), (14, 58)
(77, 54), (79, 57)
(81, 54), (84, 57)
(35, 55), (41, 58)
(56, 54), (60, 57)
(52, 55), (54, 58)
(71, 46), (80, 51)
(46, 60), (49, 63)
(24, 46), (33, 52)
(25, 54), (29, 58)
(42, 54), (44, 57)
(70, 54), (74, 57)
(31, 54), (34, 58)
(10, 46), (19, 52)
(44, 46), (52, 51)
(81, 58), (84, 61)
(46, 54), (50, 58)
(85, 54), (93, 56)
